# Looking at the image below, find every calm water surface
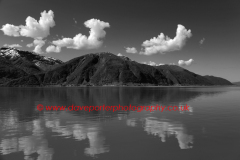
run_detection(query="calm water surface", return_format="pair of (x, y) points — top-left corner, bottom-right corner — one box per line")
(0, 87), (240, 160)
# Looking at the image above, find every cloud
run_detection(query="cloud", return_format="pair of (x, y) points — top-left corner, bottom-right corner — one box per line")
(140, 25), (192, 55)
(1, 10), (55, 54)
(46, 19), (110, 53)
(1, 24), (20, 37)
(126, 119), (136, 127)
(142, 61), (165, 66)
(125, 47), (137, 54)
(117, 53), (123, 56)
(178, 59), (194, 66)
(46, 45), (61, 53)
(33, 40), (45, 54)
(199, 38), (205, 45)
(144, 118), (193, 148)
(158, 63), (165, 66)
(148, 61), (157, 66)
(27, 39), (45, 54)
(1, 10), (55, 39)
(26, 43), (34, 48)
(3, 44), (22, 48)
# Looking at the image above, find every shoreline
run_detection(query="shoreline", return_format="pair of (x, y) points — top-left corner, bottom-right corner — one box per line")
(0, 84), (237, 88)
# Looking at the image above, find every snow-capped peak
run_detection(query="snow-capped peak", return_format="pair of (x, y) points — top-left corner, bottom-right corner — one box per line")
(0, 48), (20, 59)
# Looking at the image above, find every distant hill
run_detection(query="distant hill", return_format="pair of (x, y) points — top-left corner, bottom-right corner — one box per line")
(0, 47), (233, 87)
(155, 65), (213, 85)
(204, 76), (233, 85)
(233, 82), (240, 85)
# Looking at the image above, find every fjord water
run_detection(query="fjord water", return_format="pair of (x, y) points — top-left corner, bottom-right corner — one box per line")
(0, 87), (240, 160)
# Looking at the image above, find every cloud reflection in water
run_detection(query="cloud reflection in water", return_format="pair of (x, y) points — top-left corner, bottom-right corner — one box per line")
(126, 117), (193, 149)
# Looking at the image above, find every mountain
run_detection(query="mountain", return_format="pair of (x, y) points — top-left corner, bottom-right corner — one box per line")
(0, 47), (62, 71)
(42, 53), (175, 86)
(233, 82), (240, 85)
(0, 47), (233, 87)
(203, 76), (233, 85)
(155, 65), (232, 86)
(155, 65), (213, 85)
(0, 47), (63, 84)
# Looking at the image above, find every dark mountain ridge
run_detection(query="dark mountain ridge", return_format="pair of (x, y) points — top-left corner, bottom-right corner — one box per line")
(233, 82), (240, 86)
(0, 47), (233, 87)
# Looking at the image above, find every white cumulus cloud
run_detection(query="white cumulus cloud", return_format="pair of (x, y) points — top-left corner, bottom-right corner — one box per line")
(46, 19), (110, 53)
(33, 40), (45, 54)
(117, 53), (123, 56)
(148, 61), (157, 66)
(1, 10), (55, 54)
(26, 43), (34, 48)
(1, 10), (55, 39)
(46, 45), (61, 53)
(178, 59), (194, 66)
(1, 24), (20, 37)
(27, 39), (46, 54)
(142, 61), (165, 66)
(3, 44), (22, 48)
(125, 47), (137, 54)
(140, 25), (192, 55)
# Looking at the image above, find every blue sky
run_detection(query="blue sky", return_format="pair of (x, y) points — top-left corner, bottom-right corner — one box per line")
(0, 0), (240, 82)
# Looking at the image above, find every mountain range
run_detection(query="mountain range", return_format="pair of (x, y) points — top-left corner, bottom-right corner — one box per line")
(0, 47), (233, 87)
(233, 82), (240, 85)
